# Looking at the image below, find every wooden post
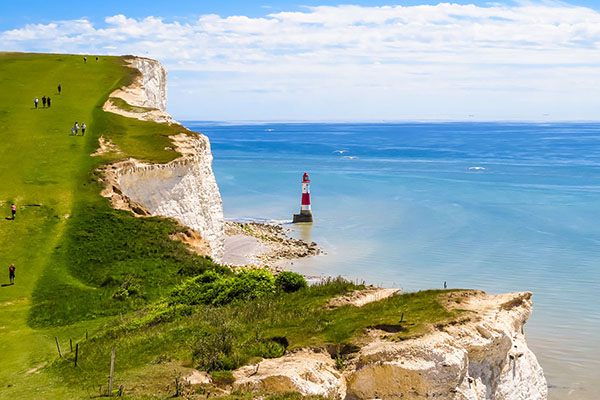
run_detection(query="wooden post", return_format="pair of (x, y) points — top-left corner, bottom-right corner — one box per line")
(74, 344), (79, 367)
(86, 329), (88, 340)
(55, 337), (62, 358)
(108, 346), (116, 396)
(400, 312), (405, 323)
(70, 338), (73, 352)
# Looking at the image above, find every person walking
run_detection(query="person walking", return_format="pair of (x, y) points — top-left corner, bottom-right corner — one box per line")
(34, 97), (38, 108)
(58, 84), (61, 95)
(81, 123), (86, 136)
(11, 204), (16, 220)
(42, 96), (47, 107)
(47, 97), (51, 107)
(70, 127), (75, 136)
(84, 56), (87, 63)
(74, 122), (79, 134)
(9, 264), (15, 285)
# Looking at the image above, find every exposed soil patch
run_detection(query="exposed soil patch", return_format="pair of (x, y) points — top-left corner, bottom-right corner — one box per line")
(326, 287), (401, 309)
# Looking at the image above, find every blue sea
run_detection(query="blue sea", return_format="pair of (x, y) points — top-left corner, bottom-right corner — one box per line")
(186, 122), (600, 399)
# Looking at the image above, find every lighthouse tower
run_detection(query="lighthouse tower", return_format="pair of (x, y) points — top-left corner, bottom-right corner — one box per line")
(293, 172), (313, 223)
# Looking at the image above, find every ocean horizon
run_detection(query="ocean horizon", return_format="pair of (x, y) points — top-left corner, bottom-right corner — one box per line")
(185, 121), (600, 400)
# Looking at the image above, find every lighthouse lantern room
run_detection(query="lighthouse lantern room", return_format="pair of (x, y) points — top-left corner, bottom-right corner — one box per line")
(293, 172), (313, 223)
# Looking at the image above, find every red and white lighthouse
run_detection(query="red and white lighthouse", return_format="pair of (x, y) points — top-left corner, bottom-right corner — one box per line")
(293, 172), (313, 223)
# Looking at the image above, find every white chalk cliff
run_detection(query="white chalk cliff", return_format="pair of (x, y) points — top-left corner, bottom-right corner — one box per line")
(233, 291), (548, 399)
(100, 57), (225, 262)
(98, 58), (547, 399)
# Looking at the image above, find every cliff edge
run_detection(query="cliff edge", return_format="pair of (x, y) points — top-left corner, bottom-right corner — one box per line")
(99, 57), (225, 262)
(233, 291), (548, 399)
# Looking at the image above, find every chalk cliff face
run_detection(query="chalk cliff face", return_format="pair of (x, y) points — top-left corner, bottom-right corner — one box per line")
(128, 57), (168, 111)
(116, 134), (225, 261)
(100, 57), (225, 262)
(233, 292), (548, 400)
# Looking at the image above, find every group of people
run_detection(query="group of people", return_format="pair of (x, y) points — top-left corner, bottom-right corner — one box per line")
(33, 83), (62, 109)
(70, 122), (87, 136)
(33, 96), (52, 108)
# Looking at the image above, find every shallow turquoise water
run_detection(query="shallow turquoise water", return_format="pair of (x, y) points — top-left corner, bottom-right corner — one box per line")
(186, 122), (600, 399)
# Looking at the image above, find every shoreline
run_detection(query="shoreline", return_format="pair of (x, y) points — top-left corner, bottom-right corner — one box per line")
(222, 221), (322, 272)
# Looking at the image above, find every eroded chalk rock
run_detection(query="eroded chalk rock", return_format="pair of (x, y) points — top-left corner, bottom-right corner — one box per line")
(233, 349), (346, 399)
(231, 292), (547, 400)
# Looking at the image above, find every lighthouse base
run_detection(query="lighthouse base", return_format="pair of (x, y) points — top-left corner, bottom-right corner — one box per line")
(293, 211), (313, 223)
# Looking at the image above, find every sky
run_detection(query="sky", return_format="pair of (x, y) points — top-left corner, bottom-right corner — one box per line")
(2, 0), (600, 121)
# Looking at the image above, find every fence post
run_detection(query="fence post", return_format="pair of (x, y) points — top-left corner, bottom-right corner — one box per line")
(108, 346), (116, 396)
(74, 344), (79, 367)
(55, 337), (62, 358)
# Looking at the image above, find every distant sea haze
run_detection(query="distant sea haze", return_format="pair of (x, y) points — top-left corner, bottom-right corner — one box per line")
(187, 121), (600, 400)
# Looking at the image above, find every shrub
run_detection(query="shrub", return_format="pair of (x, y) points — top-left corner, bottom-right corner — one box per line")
(223, 269), (277, 303)
(192, 317), (239, 371)
(170, 269), (277, 306)
(275, 271), (307, 293)
(252, 339), (286, 359)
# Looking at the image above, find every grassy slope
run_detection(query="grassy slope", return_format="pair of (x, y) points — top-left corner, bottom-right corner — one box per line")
(0, 53), (467, 399)
(0, 53), (214, 399)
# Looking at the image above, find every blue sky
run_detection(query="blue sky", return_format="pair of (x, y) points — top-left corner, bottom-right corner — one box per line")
(2, 1), (600, 121)
(0, 1), (503, 28)
(2, 0), (599, 29)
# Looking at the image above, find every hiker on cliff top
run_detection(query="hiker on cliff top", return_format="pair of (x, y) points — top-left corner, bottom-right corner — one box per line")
(58, 84), (61, 95)
(81, 123), (86, 136)
(34, 97), (38, 109)
(11, 204), (16, 220)
(47, 97), (51, 107)
(84, 56), (87, 63)
(9, 264), (15, 285)
(42, 96), (47, 107)
(74, 122), (79, 134)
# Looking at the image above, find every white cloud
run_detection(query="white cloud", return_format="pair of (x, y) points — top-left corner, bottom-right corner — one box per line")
(2, 3), (600, 120)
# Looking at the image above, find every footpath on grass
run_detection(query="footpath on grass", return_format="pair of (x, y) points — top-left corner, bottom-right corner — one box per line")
(0, 53), (122, 397)
(0, 53), (192, 398)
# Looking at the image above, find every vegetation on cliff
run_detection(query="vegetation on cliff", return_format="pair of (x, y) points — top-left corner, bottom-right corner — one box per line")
(0, 53), (466, 399)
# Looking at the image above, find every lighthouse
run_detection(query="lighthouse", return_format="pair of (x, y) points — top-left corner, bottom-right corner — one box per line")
(293, 172), (313, 223)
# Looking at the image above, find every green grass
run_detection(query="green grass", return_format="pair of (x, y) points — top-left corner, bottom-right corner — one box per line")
(40, 279), (464, 398)
(0, 52), (219, 399)
(0, 53), (471, 399)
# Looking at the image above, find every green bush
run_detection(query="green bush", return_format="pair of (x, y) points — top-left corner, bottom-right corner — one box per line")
(169, 270), (223, 306)
(217, 269), (277, 305)
(170, 269), (277, 306)
(275, 271), (307, 293)
(252, 339), (286, 359)
(192, 318), (239, 371)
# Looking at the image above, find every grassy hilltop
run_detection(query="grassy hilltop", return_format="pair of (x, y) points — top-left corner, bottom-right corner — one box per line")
(0, 53), (464, 399)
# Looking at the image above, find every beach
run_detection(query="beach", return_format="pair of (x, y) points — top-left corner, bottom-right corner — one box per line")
(222, 221), (322, 269)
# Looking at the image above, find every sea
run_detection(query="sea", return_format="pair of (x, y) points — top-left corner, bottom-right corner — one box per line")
(185, 121), (600, 399)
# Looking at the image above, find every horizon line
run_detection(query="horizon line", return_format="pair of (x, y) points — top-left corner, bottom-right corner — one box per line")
(178, 119), (600, 125)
